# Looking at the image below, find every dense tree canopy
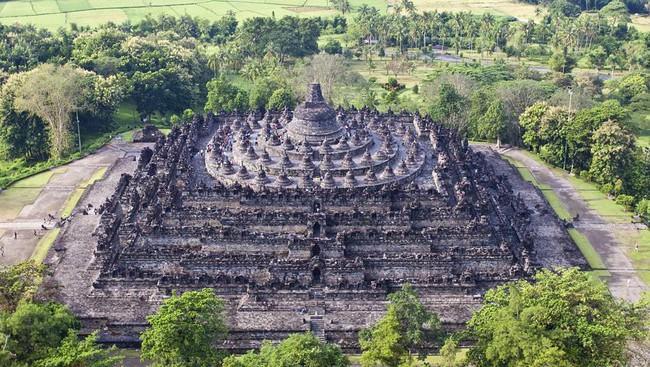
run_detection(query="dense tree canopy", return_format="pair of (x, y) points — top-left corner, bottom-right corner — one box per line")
(140, 288), (228, 367)
(466, 268), (648, 367)
(359, 284), (442, 367)
(0, 302), (80, 365)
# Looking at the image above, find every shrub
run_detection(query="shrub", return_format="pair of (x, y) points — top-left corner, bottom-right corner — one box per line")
(322, 39), (342, 55)
(615, 194), (635, 210)
(635, 199), (650, 218)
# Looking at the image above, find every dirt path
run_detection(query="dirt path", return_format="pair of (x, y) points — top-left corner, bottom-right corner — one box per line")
(500, 147), (648, 302)
(0, 138), (147, 265)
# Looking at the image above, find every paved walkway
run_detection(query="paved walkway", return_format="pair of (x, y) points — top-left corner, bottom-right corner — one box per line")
(0, 138), (146, 265)
(499, 147), (648, 302)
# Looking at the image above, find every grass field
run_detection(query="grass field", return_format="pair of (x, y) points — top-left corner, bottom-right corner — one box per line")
(0, 168), (61, 220)
(1, 0), (648, 32)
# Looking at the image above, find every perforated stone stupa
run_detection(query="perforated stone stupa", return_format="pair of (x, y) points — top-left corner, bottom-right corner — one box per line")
(48, 83), (586, 351)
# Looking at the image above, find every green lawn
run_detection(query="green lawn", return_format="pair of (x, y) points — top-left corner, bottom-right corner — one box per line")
(0, 169), (60, 220)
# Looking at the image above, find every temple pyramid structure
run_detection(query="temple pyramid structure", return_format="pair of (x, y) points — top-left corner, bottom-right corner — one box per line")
(49, 83), (586, 351)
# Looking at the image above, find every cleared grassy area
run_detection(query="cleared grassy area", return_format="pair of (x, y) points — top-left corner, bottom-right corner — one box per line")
(0, 0), (336, 29)
(412, 0), (538, 20)
(30, 227), (60, 263)
(0, 170), (58, 220)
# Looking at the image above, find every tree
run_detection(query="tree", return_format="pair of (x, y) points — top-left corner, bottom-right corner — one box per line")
(466, 268), (648, 367)
(35, 331), (123, 367)
(588, 119), (636, 187)
(305, 53), (346, 102)
(204, 76), (249, 113)
(0, 73), (50, 161)
(359, 284), (442, 367)
(0, 260), (46, 312)
(222, 333), (349, 367)
(267, 88), (296, 110)
(322, 39), (343, 55)
(331, 0), (352, 14)
(495, 79), (555, 144)
(0, 302), (80, 364)
(548, 48), (576, 73)
(477, 99), (506, 142)
(587, 45), (607, 71)
(249, 77), (280, 111)
(13, 64), (89, 159)
(428, 82), (468, 131)
(600, 0), (631, 25)
(519, 102), (551, 152)
(131, 67), (197, 119)
(140, 288), (228, 367)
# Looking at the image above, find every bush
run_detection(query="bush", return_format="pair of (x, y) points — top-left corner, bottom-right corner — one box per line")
(635, 199), (650, 218)
(615, 194), (635, 211)
(600, 183), (614, 195)
(322, 39), (342, 55)
(382, 77), (405, 92)
(412, 84), (419, 94)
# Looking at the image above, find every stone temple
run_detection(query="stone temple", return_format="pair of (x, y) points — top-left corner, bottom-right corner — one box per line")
(48, 83), (586, 350)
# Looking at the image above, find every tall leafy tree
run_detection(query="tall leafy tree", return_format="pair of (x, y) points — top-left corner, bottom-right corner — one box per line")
(13, 64), (89, 159)
(359, 284), (442, 367)
(588, 119), (636, 187)
(204, 76), (249, 113)
(466, 268), (648, 367)
(0, 73), (49, 161)
(140, 288), (228, 367)
(0, 302), (80, 365)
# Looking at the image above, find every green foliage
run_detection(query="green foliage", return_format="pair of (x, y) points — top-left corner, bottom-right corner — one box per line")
(548, 49), (576, 73)
(267, 88), (296, 111)
(0, 260), (46, 313)
(237, 16), (320, 61)
(249, 78), (280, 111)
(322, 39), (343, 55)
(439, 337), (463, 367)
(205, 76), (249, 113)
(0, 73), (50, 162)
(0, 302), (80, 364)
(588, 120), (636, 187)
(615, 194), (635, 210)
(469, 88), (506, 141)
(140, 288), (228, 367)
(466, 268), (648, 367)
(13, 64), (90, 159)
(222, 333), (349, 367)
(359, 284), (442, 367)
(428, 82), (467, 130)
(609, 73), (650, 103)
(34, 331), (123, 367)
(600, 0), (631, 24)
(635, 198), (650, 218)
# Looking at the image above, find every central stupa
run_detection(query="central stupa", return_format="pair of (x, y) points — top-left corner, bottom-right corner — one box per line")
(285, 83), (344, 143)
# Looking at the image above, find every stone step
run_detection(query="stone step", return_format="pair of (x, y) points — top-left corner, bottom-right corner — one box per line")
(309, 315), (326, 342)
